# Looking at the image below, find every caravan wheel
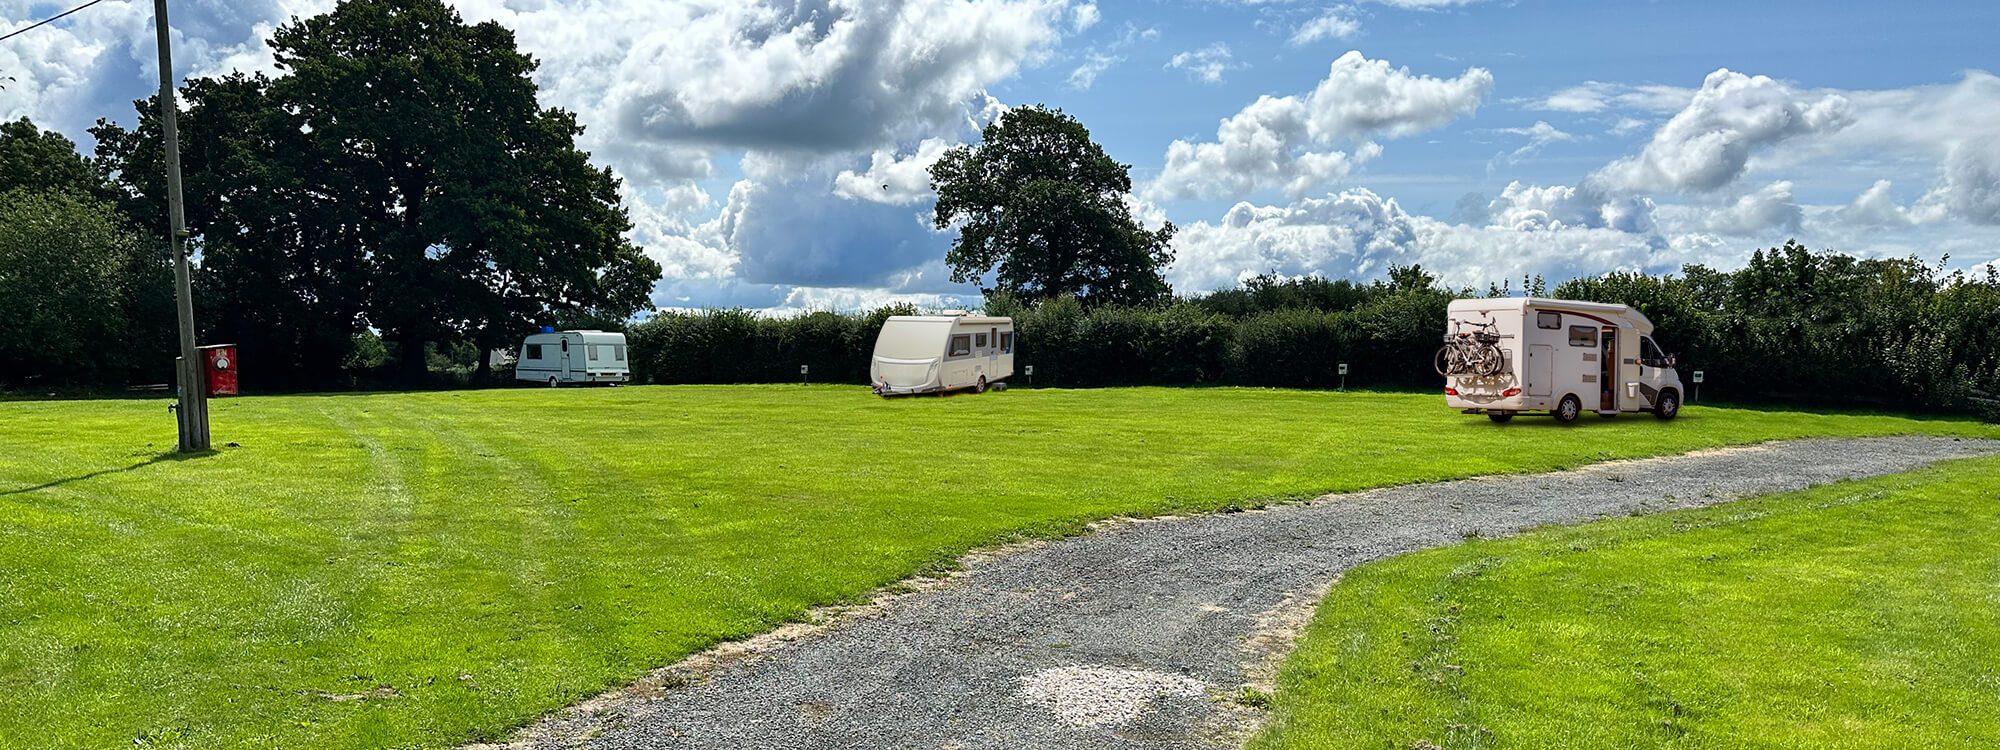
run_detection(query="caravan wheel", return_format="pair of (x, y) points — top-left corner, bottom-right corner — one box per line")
(973, 376), (988, 394)
(548, 377), (560, 388)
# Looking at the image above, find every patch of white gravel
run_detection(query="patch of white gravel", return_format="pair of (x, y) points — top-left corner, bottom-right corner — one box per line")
(1018, 665), (1209, 728)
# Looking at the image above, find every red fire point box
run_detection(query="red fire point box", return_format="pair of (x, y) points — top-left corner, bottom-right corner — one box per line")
(200, 344), (238, 396)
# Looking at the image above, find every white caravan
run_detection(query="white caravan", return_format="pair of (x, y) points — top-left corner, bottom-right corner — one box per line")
(1439, 298), (1684, 423)
(515, 329), (630, 387)
(870, 314), (1015, 395)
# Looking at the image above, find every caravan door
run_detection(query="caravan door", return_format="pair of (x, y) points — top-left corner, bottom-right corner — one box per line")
(560, 336), (575, 382)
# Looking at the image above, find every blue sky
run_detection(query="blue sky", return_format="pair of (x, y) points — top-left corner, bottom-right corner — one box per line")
(5, 0), (1998, 311)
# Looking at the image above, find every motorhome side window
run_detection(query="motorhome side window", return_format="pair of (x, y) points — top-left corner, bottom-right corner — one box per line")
(949, 334), (972, 356)
(1000, 332), (1013, 352)
(1568, 325), (1597, 347)
(526, 344), (542, 359)
(1537, 311), (1561, 329)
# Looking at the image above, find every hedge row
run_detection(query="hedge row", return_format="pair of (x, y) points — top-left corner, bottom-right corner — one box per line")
(623, 246), (2000, 420)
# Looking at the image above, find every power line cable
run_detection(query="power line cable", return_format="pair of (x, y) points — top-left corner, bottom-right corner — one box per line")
(0, 0), (113, 45)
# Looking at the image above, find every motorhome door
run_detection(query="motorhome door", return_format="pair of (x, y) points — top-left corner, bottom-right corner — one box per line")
(1598, 328), (1617, 410)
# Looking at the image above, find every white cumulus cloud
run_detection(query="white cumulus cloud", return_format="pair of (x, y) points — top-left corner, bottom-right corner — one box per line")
(1588, 69), (1853, 194)
(1290, 8), (1361, 45)
(1148, 51), (1492, 201)
(1167, 43), (1240, 84)
(833, 138), (956, 205)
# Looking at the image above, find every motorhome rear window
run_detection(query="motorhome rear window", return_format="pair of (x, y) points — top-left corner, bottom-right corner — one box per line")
(1568, 325), (1597, 347)
(526, 344), (542, 359)
(1000, 332), (1013, 352)
(949, 335), (972, 356)
(1537, 311), (1561, 329)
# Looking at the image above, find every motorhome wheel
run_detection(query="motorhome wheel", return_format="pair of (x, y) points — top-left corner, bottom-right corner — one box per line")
(1655, 390), (1681, 420)
(1487, 411), (1513, 423)
(1554, 394), (1582, 423)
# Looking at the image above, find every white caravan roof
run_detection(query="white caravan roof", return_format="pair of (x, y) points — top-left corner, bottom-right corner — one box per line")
(1448, 297), (1655, 335)
(882, 315), (1013, 327)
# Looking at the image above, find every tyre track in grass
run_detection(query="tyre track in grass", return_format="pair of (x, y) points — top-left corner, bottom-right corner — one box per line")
(481, 436), (2000, 750)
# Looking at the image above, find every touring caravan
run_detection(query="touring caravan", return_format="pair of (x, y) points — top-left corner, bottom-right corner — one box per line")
(1439, 298), (1683, 423)
(870, 314), (1014, 396)
(516, 329), (630, 387)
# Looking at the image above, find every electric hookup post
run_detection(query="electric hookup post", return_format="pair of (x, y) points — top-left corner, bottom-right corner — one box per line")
(1025, 365), (1033, 386)
(800, 364), (809, 385)
(1338, 362), (1349, 391)
(1692, 370), (1705, 403)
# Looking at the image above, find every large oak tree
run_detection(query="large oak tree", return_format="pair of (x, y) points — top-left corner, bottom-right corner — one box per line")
(930, 106), (1175, 307)
(96, 0), (661, 386)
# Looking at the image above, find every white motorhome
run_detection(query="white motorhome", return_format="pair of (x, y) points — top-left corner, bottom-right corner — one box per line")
(1440, 298), (1684, 423)
(515, 329), (630, 387)
(870, 313), (1014, 396)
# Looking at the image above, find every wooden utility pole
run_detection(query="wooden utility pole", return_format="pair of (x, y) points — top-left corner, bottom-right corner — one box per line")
(154, 0), (208, 452)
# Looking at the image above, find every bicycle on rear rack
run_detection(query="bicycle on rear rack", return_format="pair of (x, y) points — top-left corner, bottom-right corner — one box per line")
(1434, 318), (1505, 377)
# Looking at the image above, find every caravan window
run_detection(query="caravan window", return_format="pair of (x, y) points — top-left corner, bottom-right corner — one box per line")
(1000, 332), (1013, 352)
(949, 334), (973, 356)
(588, 344), (602, 360)
(526, 344), (543, 359)
(1537, 311), (1562, 329)
(1568, 325), (1597, 347)
(614, 345), (626, 362)
(975, 333), (988, 348)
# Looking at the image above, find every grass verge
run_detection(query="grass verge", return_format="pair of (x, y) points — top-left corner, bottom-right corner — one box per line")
(1251, 453), (2000, 749)
(1, 385), (1993, 748)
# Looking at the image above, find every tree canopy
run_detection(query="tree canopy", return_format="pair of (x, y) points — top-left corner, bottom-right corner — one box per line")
(930, 106), (1174, 307)
(93, 0), (661, 387)
(0, 117), (110, 200)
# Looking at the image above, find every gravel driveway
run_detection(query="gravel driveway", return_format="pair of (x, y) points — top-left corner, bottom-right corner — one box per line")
(495, 436), (1999, 750)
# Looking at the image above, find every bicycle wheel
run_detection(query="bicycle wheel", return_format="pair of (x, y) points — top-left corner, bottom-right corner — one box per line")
(1434, 346), (1453, 377)
(1475, 343), (1504, 376)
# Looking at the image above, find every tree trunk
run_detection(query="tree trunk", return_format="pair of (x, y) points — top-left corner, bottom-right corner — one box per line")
(397, 334), (428, 386)
(473, 347), (492, 386)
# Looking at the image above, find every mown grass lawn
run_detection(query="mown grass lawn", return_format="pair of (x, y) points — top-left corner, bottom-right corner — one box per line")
(1252, 453), (2000, 750)
(2, 385), (1993, 749)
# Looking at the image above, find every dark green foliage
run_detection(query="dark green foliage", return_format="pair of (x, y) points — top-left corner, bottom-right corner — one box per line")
(1557, 241), (2000, 416)
(87, 0), (660, 390)
(931, 106), (1174, 307)
(0, 118), (111, 201)
(617, 246), (1998, 421)
(0, 191), (138, 386)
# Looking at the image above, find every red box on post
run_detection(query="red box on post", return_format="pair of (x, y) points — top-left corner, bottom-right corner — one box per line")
(200, 344), (238, 396)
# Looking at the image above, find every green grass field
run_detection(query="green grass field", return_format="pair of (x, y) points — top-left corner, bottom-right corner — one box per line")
(1251, 453), (2000, 750)
(2, 386), (1993, 749)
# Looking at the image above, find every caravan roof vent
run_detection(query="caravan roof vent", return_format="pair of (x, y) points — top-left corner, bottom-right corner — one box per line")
(939, 309), (970, 316)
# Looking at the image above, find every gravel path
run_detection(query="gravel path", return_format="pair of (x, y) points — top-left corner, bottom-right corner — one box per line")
(501, 436), (1999, 750)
